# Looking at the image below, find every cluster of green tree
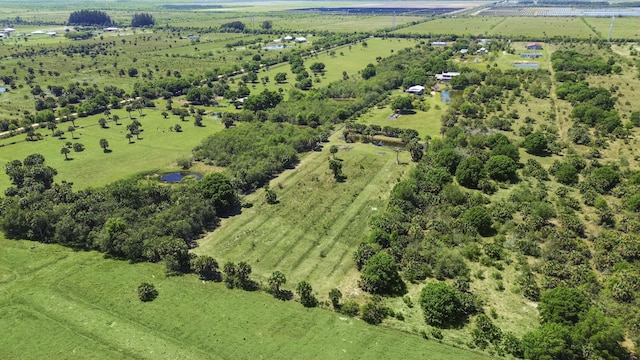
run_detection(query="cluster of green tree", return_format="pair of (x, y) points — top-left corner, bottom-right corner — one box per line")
(220, 21), (245, 32)
(522, 287), (628, 359)
(344, 123), (419, 144)
(289, 54), (313, 90)
(1, 154), (238, 264)
(551, 50), (614, 75)
(193, 122), (326, 190)
(67, 10), (113, 27)
(556, 81), (621, 133)
(131, 13), (155, 28)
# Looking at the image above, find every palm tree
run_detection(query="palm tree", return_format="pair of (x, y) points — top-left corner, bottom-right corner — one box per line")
(60, 147), (70, 160)
(112, 114), (120, 125)
(98, 118), (107, 128)
(68, 125), (76, 139)
(126, 133), (133, 144)
(125, 105), (133, 119)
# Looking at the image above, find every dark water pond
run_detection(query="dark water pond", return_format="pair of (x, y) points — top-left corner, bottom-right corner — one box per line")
(441, 90), (461, 104)
(160, 172), (203, 183)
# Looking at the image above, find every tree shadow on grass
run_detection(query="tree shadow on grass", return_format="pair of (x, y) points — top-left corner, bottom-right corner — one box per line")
(103, 149), (113, 153)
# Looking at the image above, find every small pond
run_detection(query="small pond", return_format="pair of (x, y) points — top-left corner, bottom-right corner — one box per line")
(160, 172), (203, 183)
(263, 45), (285, 50)
(513, 63), (540, 69)
(0, 87), (6, 93)
(441, 90), (461, 104)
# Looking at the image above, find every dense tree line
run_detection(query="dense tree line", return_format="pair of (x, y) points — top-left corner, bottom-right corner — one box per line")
(0, 154), (237, 265)
(67, 10), (113, 26)
(131, 13), (155, 28)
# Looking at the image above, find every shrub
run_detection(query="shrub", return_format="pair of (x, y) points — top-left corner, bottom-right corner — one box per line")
(554, 163), (579, 185)
(455, 156), (484, 189)
(137, 282), (158, 302)
(462, 206), (493, 236)
(419, 282), (465, 328)
(360, 297), (388, 325)
(359, 251), (406, 295)
(341, 300), (360, 317)
(523, 132), (548, 155)
(485, 155), (517, 182)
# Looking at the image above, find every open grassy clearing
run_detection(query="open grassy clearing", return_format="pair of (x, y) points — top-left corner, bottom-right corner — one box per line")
(227, 37), (422, 96)
(488, 17), (595, 39)
(395, 17), (504, 36)
(0, 106), (224, 191)
(195, 133), (412, 296)
(0, 236), (491, 360)
(357, 90), (445, 140)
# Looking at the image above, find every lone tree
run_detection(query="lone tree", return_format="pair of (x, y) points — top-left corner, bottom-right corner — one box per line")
(60, 147), (70, 160)
(329, 288), (342, 310)
(268, 271), (287, 298)
(419, 282), (465, 328)
(67, 126), (76, 139)
(99, 138), (110, 152)
(191, 255), (220, 281)
(329, 145), (338, 159)
(137, 282), (158, 302)
(98, 118), (107, 128)
(264, 186), (278, 204)
(274, 72), (287, 84)
(391, 96), (414, 114)
(329, 159), (343, 180)
(359, 251), (406, 296)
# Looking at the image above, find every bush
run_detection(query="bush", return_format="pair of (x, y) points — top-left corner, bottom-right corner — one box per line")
(455, 156), (484, 189)
(523, 132), (548, 155)
(419, 282), (465, 328)
(462, 206), (493, 236)
(485, 155), (517, 182)
(137, 282), (158, 302)
(360, 297), (388, 325)
(359, 251), (406, 295)
(341, 300), (360, 317)
(554, 163), (579, 185)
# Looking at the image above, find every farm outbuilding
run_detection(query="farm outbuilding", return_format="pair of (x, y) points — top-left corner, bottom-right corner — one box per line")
(526, 43), (543, 50)
(405, 85), (425, 95)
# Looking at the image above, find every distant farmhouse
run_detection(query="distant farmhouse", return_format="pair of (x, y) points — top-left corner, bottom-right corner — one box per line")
(526, 43), (543, 50)
(435, 72), (460, 81)
(431, 41), (446, 47)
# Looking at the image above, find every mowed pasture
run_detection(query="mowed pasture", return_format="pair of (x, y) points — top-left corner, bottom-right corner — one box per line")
(0, 106), (224, 191)
(583, 17), (640, 40)
(488, 17), (595, 39)
(195, 136), (411, 296)
(396, 17), (504, 36)
(0, 236), (492, 360)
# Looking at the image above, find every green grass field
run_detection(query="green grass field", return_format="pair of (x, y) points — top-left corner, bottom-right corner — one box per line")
(396, 17), (504, 36)
(357, 90), (445, 140)
(0, 235), (492, 360)
(194, 133), (412, 296)
(489, 17), (595, 39)
(0, 106), (224, 191)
